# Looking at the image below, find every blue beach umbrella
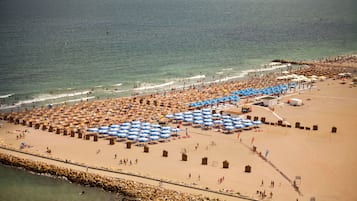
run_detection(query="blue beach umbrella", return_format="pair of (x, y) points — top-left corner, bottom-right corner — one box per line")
(149, 135), (160, 141)
(128, 131), (139, 136)
(99, 126), (109, 130)
(225, 126), (235, 130)
(193, 120), (203, 125)
(150, 128), (161, 132)
(214, 120), (223, 125)
(160, 134), (171, 139)
(98, 129), (108, 134)
(127, 135), (138, 141)
(161, 130), (171, 134)
(165, 114), (174, 119)
(110, 124), (120, 129)
(108, 131), (117, 136)
(151, 124), (161, 128)
(139, 133), (149, 138)
(150, 132), (160, 136)
(131, 124), (141, 128)
(138, 137), (149, 142)
(122, 122), (131, 126)
(129, 128), (140, 132)
(87, 128), (99, 133)
(204, 122), (213, 126)
(117, 133), (128, 138)
(142, 122), (151, 127)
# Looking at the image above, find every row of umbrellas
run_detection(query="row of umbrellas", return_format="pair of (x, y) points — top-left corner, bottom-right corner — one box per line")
(232, 84), (288, 97)
(87, 121), (182, 142)
(165, 108), (262, 131)
(189, 83), (289, 108)
(189, 95), (240, 108)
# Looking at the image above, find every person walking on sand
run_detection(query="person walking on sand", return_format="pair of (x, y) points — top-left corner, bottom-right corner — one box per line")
(114, 154), (117, 159)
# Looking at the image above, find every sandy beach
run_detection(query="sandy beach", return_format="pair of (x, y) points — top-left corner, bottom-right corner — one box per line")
(1, 57), (357, 201)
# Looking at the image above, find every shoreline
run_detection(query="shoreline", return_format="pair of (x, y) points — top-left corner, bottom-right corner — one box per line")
(1, 55), (357, 201)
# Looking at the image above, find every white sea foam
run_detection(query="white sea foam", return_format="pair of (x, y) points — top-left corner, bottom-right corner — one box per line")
(133, 81), (174, 91)
(187, 75), (206, 80)
(0, 93), (14, 99)
(0, 91), (91, 110)
(52, 96), (96, 105)
(113, 83), (123, 87)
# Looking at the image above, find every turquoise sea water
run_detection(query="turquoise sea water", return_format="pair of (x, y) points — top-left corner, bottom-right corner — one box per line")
(0, 0), (356, 109)
(0, 165), (123, 201)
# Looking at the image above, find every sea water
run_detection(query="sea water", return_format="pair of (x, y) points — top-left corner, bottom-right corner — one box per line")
(0, 164), (124, 201)
(0, 0), (356, 109)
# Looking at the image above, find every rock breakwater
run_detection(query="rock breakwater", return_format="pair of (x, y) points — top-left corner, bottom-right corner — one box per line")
(0, 152), (218, 201)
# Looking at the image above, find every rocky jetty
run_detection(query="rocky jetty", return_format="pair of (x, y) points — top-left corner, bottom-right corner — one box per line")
(0, 153), (219, 201)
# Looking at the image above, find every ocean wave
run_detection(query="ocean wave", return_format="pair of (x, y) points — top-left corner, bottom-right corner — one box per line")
(52, 96), (96, 105)
(133, 81), (174, 91)
(0, 91), (91, 110)
(186, 75), (206, 80)
(0, 93), (14, 99)
(113, 83), (123, 87)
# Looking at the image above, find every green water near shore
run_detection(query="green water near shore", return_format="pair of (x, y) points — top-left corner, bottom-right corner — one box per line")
(0, 165), (124, 201)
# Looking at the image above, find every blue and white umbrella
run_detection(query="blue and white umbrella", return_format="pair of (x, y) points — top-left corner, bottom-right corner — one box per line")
(171, 128), (181, 133)
(141, 126), (151, 130)
(110, 124), (120, 128)
(253, 120), (262, 125)
(150, 132), (160, 136)
(99, 129), (108, 134)
(224, 122), (233, 126)
(131, 124), (141, 128)
(225, 126), (235, 130)
(161, 130), (171, 134)
(108, 131), (118, 136)
(222, 115), (231, 119)
(139, 133), (149, 138)
(175, 116), (184, 120)
(244, 122), (253, 127)
(212, 114), (221, 118)
(194, 116), (203, 120)
(193, 112), (202, 116)
(120, 126), (130, 130)
(184, 114), (193, 119)
(128, 131), (139, 136)
(129, 128), (140, 132)
(242, 119), (251, 123)
(149, 135), (160, 141)
(232, 117), (242, 121)
(142, 122), (151, 127)
(160, 134), (171, 138)
(234, 124), (245, 129)
(193, 120), (204, 124)
(131, 120), (141, 125)
(99, 126), (109, 130)
(119, 129), (128, 133)
(141, 130), (150, 134)
(223, 120), (232, 124)
(117, 133), (128, 138)
(184, 111), (193, 115)
(184, 118), (193, 122)
(122, 122), (131, 126)
(162, 126), (171, 130)
(150, 128), (161, 132)
(151, 124), (161, 128)
(87, 128), (99, 133)
(202, 108), (211, 112)
(138, 137), (149, 142)
(203, 114), (212, 119)
(165, 114), (174, 119)
(193, 110), (202, 113)
(204, 118), (213, 122)
(202, 111), (211, 115)
(127, 135), (138, 141)
(174, 112), (183, 116)
(214, 120), (223, 125)
(204, 122), (213, 126)
(110, 128), (120, 132)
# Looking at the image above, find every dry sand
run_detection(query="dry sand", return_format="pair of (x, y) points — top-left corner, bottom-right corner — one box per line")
(1, 78), (357, 201)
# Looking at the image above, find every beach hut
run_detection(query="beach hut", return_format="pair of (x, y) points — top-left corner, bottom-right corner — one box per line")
(223, 160), (229, 168)
(245, 165), (251, 173)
